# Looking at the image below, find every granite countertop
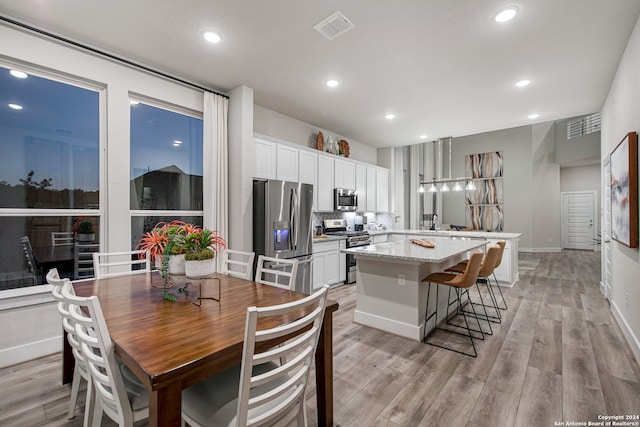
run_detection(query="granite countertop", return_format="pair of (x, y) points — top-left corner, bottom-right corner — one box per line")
(342, 237), (487, 263)
(370, 229), (522, 239)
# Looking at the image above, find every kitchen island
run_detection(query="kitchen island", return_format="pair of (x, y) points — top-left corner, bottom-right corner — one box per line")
(343, 237), (487, 341)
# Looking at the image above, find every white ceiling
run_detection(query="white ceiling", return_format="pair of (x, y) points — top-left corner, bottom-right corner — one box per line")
(1, 0), (639, 148)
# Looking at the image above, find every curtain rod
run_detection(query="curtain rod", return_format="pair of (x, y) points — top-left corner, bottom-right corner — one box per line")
(0, 15), (229, 99)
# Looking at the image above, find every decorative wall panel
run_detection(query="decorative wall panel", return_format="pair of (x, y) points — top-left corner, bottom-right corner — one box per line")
(465, 151), (504, 231)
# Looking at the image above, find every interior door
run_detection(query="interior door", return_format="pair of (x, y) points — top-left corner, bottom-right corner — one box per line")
(602, 157), (612, 298)
(561, 191), (595, 250)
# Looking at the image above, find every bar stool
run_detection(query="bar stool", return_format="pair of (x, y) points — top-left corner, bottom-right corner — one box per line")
(422, 251), (484, 357)
(492, 241), (508, 310)
(445, 245), (503, 324)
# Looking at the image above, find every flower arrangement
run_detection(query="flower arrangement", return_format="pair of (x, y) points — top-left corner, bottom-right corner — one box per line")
(135, 221), (226, 301)
(71, 217), (96, 235)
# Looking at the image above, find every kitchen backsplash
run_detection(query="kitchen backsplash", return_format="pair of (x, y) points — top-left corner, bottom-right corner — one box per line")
(312, 212), (393, 231)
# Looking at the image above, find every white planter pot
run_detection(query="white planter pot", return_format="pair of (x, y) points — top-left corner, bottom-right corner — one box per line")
(185, 259), (215, 278)
(77, 233), (95, 242)
(168, 254), (186, 275)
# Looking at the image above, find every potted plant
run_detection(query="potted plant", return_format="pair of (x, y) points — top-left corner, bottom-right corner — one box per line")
(72, 217), (96, 242)
(183, 228), (227, 278)
(135, 220), (200, 301)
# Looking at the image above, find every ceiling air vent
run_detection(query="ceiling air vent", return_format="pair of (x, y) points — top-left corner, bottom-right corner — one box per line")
(567, 113), (601, 139)
(314, 11), (355, 40)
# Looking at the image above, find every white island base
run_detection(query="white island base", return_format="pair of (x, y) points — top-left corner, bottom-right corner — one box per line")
(348, 238), (487, 341)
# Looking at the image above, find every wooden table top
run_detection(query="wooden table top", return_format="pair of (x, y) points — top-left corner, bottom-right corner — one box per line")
(73, 271), (338, 391)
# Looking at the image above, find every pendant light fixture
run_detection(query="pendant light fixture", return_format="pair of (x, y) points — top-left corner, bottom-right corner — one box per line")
(420, 137), (476, 193)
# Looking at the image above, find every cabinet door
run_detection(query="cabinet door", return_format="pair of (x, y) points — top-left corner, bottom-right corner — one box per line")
(312, 253), (325, 290)
(355, 164), (367, 212)
(253, 139), (276, 179)
(335, 159), (355, 190)
(276, 144), (298, 182)
(376, 168), (389, 212)
(324, 250), (339, 286)
(366, 166), (377, 212)
(338, 240), (346, 282)
(317, 155), (335, 211)
(488, 239), (511, 282)
(299, 151), (317, 209)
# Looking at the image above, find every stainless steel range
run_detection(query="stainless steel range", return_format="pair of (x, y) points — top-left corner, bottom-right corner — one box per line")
(323, 219), (371, 284)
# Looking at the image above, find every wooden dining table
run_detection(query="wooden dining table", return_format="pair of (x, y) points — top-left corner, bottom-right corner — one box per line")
(66, 271), (339, 426)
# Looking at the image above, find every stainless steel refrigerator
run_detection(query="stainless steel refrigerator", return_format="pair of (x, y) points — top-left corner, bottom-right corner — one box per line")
(253, 179), (314, 294)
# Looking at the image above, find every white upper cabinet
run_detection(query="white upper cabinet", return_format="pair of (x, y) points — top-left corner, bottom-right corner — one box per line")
(355, 164), (367, 212)
(298, 150), (317, 208)
(317, 155), (335, 211)
(366, 166), (377, 212)
(334, 158), (356, 190)
(376, 168), (389, 212)
(276, 144), (299, 182)
(253, 138), (277, 179)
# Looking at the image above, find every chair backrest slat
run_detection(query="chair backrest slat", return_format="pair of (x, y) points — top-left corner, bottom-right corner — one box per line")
(222, 249), (256, 279)
(93, 250), (150, 279)
(254, 255), (298, 290)
(236, 285), (329, 427)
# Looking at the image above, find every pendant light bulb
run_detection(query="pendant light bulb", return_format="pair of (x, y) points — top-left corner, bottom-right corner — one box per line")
(440, 182), (450, 192)
(452, 181), (463, 192)
(465, 180), (477, 191)
(428, 183), (438, 193)
(418, 184), (425, 193)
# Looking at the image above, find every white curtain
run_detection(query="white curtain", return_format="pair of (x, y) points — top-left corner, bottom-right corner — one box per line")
(203, 92), (229, 272)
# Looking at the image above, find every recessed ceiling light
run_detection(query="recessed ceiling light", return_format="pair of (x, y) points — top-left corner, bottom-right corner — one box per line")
(10, 70), (28, 79)
(528, 113), (540, 119)
(202, 30), (223, 44)
(129, 100), (140, 105)
(385, 113), (396, 120)
(420, 134), (428, 140)
(515, 79), (530, 87)
(173, 140), (183, 147)
(326, 79), (340, 87)
(494, 6), (519, 23)
(8, 103), (23, 110)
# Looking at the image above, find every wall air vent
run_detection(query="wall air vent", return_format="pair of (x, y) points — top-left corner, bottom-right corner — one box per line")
(314, 11), (355, 40)
(567, 113), (601, 139)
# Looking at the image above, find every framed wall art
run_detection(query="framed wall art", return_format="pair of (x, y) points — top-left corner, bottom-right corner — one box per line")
(465, 151), (504, 231)
(610, 131), (638, 248)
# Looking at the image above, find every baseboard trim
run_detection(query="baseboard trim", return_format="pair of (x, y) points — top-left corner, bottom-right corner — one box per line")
(0, 336), (61, 369)
(611, 300), (640, 366)
(519, 247), (562, 253)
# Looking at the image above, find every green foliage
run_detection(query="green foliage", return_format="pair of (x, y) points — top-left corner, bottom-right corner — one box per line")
(185, 248), (215, 261)
(77, 220), (95, 234)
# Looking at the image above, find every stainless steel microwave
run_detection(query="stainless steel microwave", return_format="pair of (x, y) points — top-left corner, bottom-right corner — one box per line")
(334, 188), (358, 211)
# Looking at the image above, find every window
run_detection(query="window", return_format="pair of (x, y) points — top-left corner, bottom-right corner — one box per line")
(0, 66), (100, 288)
(130, 100), (203, 246)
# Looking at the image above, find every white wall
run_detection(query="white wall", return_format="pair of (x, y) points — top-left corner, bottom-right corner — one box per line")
(444, 125), (534, 249)
(253, 104), (377, 164)
(600, 14), (640, 361)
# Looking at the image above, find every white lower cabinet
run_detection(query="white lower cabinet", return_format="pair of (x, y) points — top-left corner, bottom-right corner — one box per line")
(312, 240), (342, 290)
(487, 238), (514, 283)
(339, 240), (346, 282)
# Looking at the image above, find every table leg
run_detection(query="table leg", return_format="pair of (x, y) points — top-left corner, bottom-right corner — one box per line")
(149, 382), (182, 427)
(315, 309), (334, 427)
(62, 330), (74, 384)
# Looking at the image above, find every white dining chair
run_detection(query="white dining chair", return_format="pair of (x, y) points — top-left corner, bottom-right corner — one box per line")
(222, 249), (255, 280)
(181, 285), (330, 427)
(254, 255), (298, 290)
(64, 281), (149, 426)
(47, 269), (95, 422)
(93, 250), (150, 279)
(51, 231), (74, 246)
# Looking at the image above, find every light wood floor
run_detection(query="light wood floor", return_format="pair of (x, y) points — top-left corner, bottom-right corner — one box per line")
(2, 250), (639, 426)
